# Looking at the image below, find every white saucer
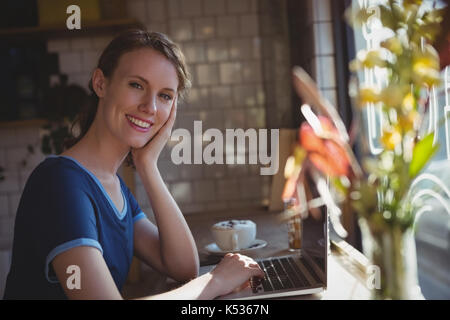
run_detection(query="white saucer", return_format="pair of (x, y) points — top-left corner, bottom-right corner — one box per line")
(204, 239), (267, 255)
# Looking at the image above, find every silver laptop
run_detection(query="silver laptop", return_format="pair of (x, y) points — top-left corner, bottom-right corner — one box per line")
(199, 210), (329, 300)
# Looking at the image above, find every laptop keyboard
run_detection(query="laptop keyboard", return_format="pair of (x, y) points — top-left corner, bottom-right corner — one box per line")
(251, 256), (317, 293)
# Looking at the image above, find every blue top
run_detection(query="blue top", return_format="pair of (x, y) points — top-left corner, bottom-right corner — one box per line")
(3, 155), (147, 300)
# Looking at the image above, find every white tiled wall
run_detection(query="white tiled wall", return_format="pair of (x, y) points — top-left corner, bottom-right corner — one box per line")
(0, 126), (45, 248)
(125, 0), (274, 216)
(0, 125), (46, 296)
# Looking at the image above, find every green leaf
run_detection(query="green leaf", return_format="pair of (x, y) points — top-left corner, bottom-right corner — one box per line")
(409, 132), (439, 177)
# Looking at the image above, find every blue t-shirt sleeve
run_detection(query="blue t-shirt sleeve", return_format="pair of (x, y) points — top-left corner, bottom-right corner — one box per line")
(36, 165), (103, 283)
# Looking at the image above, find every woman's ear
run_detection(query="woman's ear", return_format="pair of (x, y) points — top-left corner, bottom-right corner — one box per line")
(91, 68), (107, 98)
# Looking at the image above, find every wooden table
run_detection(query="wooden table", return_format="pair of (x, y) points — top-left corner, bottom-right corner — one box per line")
(122, 208), (371, 300)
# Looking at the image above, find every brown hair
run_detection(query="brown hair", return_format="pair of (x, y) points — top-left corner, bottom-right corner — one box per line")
(64, 29), (191, 167)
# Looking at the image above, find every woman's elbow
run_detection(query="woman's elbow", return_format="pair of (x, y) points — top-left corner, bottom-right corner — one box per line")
(172, 262), (199, 282)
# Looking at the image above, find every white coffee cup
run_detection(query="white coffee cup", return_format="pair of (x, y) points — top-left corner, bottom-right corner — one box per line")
(211, 220), (256, 251)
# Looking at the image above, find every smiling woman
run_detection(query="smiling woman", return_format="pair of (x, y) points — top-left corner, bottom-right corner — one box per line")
(3, 29), (264, 300)
(64, 29), (191, 168)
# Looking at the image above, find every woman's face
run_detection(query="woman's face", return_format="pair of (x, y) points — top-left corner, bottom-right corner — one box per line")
(95, 48), (179, 149)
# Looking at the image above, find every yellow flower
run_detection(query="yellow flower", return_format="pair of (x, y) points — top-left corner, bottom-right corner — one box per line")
(381, 127), (402, 150)
(358, 86), (381, 107)
(413, 44), (440, 70)
(380, 85), (409, 108)
(401, 92), (415, 112)
(412, 65), (442, 87)
(380, 37), (403, 55)
(357, 49), (387, 69)
(398, 110), (419, 132)
(349, 59), (362, 72)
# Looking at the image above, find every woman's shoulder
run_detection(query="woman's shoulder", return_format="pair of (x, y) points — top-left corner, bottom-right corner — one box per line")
(18, 156), (94, 215)
(28, 156), (90, 187)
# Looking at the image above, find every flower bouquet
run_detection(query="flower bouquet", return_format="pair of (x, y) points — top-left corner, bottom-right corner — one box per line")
(282, 0), (447, 299)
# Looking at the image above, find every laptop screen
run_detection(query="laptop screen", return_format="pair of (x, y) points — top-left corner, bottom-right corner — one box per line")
(298, 171), (329, 286)
(301, 209), (328, 285)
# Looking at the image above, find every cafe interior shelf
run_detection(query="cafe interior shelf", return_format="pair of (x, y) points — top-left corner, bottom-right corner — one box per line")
(0, 18), (140, 41)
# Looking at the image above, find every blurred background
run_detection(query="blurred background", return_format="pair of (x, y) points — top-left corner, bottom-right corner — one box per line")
(0, 0), (448, 299)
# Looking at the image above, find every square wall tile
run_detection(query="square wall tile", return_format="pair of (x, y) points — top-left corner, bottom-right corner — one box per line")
(180, 164), (203, 179)
(216, 178), (240, 200)
(240, 14), (259, 36)
(158, 159), (181, 181)
(47, 39), (70, 52)
(206, 40), (229, 62)
(226, 0), (251, 14)
(194, 17), (216, 40)
(70, 37), (92, 50)
(127, 0), (148, 23)
(232, 84), (257, 107)
(219, 62), (242, 85)
(186, 87), (210, 109)
(196, 64), (220, 86)
(91, 35), (114, 50)
(58, 52), (82, 74)
(242, 61), (263, 83)
(168, 0), (181, 18)
(194, 180), (216, 202)
(239, 176), (263, 199)
(209, 86), (233, 108)
(82, 50), (101, 73)
(229, 38), (252, 60)
(147, 0), (167, 22)
(203, 163), (226, 178)
(169, 19), (194, 41)
(203, 0), (226, 15)
(145, 22), (168, 34)
(170, 181), (193, 204)
(180, 0), (203, 17)
(183, 42), (207, 64)
(245, 107), (266, 129)
(224, 109), (246, 129)
(217, 16), (239, 38)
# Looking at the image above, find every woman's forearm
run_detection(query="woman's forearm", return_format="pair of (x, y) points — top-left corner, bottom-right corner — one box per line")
(141, 272), (220, 300)
(137, 163), (199, 281)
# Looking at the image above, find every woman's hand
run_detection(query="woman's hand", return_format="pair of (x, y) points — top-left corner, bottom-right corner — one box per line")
(209, 253), (265, 298)
(132, 96), (177, 171)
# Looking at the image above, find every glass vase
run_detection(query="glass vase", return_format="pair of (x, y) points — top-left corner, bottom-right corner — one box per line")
(359, 217), (424, 300)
